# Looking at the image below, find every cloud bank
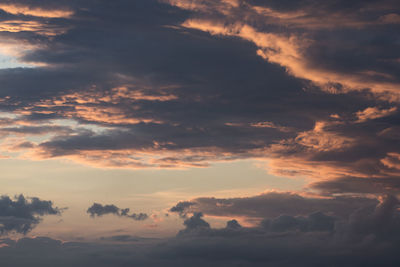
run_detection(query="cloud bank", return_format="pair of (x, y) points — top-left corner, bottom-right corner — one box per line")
(1, 195), (400, 266)
(0, 0), (396, 180)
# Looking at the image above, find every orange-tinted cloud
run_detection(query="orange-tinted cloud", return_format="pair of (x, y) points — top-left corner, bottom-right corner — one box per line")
(355, 106), (397, 123)
(0, 4), (73, 18)
(167, 1), (400, 100)
(181, 19), (400, 99)
(0, 20), (67, 36)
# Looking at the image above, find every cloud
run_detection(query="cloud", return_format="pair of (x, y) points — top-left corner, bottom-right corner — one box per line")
(264, 106), (400, 183)
(0, 3), (73, 18)
(0, 0), (398, 265)
(87, 203), (120, 217)
(310, 176), (400, 195)
(355, 106), (397, 123)
(160, 195), (400, 266)
(169, 201), (196, 218)
(170, 191), (378, 220)
(0, 0), (397, 202)
(261, 212), (336, 232)
(0, 195), (61, 235)
(379, 13), (400, 24)
(87, 203), (148, 221)
(1, 196), (400, 266)
(178, 212), (210, 235)
(170, 0), (400, 98)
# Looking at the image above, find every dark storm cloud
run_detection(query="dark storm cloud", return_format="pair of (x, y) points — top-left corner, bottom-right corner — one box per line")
(155, 195), (400, 266)
(87, 203), (148, 221)
(0, 0), (398, 265)
(0, 195), (61, 235)
(170, 192), (378, 219)
(1, 196), (399, 266)
(0, 0), (398, 193)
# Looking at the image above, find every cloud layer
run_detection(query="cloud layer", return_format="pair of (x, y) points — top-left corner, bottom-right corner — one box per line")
(0, 0), (397, 199)
(0, 0), (395, 170)
(0, 0), (399, 264)
(170, 191), (378, 220)
(1, 195), (400, 266)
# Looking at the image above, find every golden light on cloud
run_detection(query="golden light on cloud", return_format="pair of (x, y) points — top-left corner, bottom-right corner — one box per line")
(182, 19), (400, 100)
(0, 20), (45, 33)
(355, 106), (397, 123)
(26, 87), (177, 125)
(0, 20), (68, 36)
(0, 4), (73, 18)
(72, 106), (157, 125)
(295, 121), (354, 152)
(167, 0), (400, 101)
(381, 153), (400, 173)
(0, 1), (399, 265)
(265, 156), (378, 180)
(21, 145), (236, 170)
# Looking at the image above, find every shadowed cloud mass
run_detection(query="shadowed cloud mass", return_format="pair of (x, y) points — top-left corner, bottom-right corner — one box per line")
(0, 0), (399, 265)
(169, 191), (379, 220)
(0, 0), (397, 200)
(1, 195), (400, 266)
(87, 203), (148, 221)
(0, 195), (61, 235)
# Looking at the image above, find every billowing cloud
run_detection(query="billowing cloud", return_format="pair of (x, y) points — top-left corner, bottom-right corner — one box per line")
(0, 1), (399, 265)
(0, 195), (61, 235)
(170, 0), (400, 98)
(87, 203), (148, 221)
(0, 0), (397, 201)
(1, 196), (399, 266)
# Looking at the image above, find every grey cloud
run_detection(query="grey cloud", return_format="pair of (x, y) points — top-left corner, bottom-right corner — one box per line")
(178, 212), (210, 235)
(226, 219), (242, 230)
(87, 203), (119, 217)
(99, 235), (159, 243)
(261, 212), (336, 233)
(169, 201), (196, 218)
(170, 192), (378, 219)
(1, 196), (400, 266)
(87, 203), (148, 221)
(311, 176), (400, 195)
(0, 0), (398, 198)
(159, 196), (400, 266)
(0, 195), (61, 235)
(0, 125), (73, 136)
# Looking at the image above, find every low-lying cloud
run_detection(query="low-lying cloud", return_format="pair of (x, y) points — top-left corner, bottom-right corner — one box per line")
(1, 195), (400, 266)
(87, 203), (148, 221)
(0, 194), (61, 235)
(170, 192), (378, 219)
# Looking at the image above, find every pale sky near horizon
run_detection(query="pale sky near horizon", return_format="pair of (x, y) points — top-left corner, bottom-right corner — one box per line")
(0, 157), (306, 239)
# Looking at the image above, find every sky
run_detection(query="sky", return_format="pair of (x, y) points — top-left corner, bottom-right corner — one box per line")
(0, 0), (399, 266)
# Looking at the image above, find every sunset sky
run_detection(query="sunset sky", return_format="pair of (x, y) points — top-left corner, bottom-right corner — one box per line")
(0, 0), (400, 266)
